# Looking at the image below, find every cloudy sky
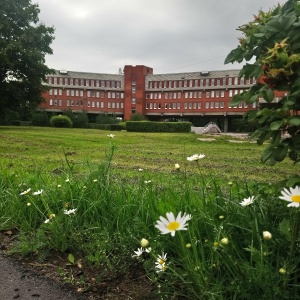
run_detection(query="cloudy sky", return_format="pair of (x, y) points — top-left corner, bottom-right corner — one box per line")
(34, 0), (286, 75)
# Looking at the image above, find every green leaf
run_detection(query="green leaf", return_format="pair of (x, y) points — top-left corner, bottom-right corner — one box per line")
(289, 150), (298, 161)
(270, 120), (283, 130)
(286, 176), (300, 187)
(68, 253), (75, 264)
(274, 144), (288, 162)
(224, 46), (245, 64)
(229, 93), (244, 106)
(261, 146), (273, 163)
(287, 116), (300, 126)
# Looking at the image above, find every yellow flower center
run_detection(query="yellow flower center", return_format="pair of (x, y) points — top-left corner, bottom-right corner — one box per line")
(291, 195), (300, 203)
(158, 259), (166, 265)
(167, 221), (180, 231)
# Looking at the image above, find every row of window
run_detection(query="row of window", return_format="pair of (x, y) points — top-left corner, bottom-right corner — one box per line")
(47, 77), (122, 88)
(48, 99), (124, 109)
(148, 77), (255, 89)
(145, 89), (247, 100)
(145, 101), (257, 110)
(49, 89), (125, 99)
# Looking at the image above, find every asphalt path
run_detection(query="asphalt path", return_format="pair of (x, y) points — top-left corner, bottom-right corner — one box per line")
(0, 252), (87, 300)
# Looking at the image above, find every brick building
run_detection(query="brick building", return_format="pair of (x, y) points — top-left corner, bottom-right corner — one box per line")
(39, 64), (286, 131)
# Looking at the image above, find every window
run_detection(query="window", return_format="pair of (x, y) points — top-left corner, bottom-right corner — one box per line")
(194, 91), (197, 98)
(206, 91), (210, 98)
(80, 90), (83, 97)
(154, 103), (157, 109)
(205, 102), (209, 109)
(112, 92), (115, 99)
(177, 102), (180, 109)
(178, 92), (181, 98)
(91, 80), (94, 87)
(108, 92), (111, 98)
(189, 103), (192, 109)
(189, 92), (193, 98)
(49, 89), (53, 95)
(75, 79), (79, 86)
(101, 80), (105, 87)
(220, 102), (224, 108)
(92, 101), (95, 107)
(101, 102), (104, 108)
(228, 78), (232, 85)
(217, 79), (220, 86)
(132, 86), (136, 93)
(210, 102), (214, 109)
(49, 99), (53, 106)
(132, 98), (136, 104)
(234, 77), (238, 85)
(146, 103), (149, 109)
(86, 80), (90, 86)
(71, 90), (74, 96)
(215, 102), (219, 108)
(197, 102), (201, 109)
(70, 79), (73, 85)
(65, 78), (68, 85)
(211, 79), (215, 86)
(222, 78), (226, 85)
(106, 81), (110, 88)
(216, 90), (219, 98)
(112, 102), (115, 108)
(221, 90), (225, 97)
(198, 91), (202, 98)
(164, 93), (168, 100)
(54, 89), (57, 95)
(48, 77), (52, 84)
(66, 100), (70, 106)
(75, 90), (79, 96)
(59, 78), (63, 85)
(211, 91), (215, 98)
(185, 92), (188, 99)
(184, 103), (188, 109)
(173, 103), (176, 109)
(229, 90), (233, 97)
(108, 102), (111, 108)
(87, 91), (91, 97)
(54, 77), (57, 84)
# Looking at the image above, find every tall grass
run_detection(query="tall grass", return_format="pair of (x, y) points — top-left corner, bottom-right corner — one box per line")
(0, 127), (300, 298)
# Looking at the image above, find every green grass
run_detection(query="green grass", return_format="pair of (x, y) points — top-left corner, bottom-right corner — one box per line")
(0, 126), (296, 182)
(1, 126), (300, 299)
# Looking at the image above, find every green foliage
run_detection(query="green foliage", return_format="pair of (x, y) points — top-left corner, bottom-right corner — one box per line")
(126, 121), (191, 132)
(225, 0), (300, 165)
(0, 0), (55, 120)
(87, 123), (123, 131)
(64, 110), (88, 128)
(31, 111), (50, 127)
(129, 112), (146, 121)
(50, 115), (73, 128)
(95, 113), (120, 124)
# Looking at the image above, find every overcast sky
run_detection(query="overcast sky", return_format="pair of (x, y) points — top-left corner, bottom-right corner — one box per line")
(34, 0), (286, 75)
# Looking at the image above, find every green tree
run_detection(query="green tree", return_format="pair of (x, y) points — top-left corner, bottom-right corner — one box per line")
(0, 0), (55, 120)
(225, 0), (300, 169)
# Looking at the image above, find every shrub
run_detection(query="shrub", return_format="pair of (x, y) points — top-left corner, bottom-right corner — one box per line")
(129, 112), (145, 121)
(50, 115), (73, 128)
(64, 110), (88, 128)
(31, 111), (50, 127)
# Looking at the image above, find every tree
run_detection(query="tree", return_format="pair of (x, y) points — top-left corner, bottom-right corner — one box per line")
(225, 0), (300, 172)
(0, 0), (55, 121)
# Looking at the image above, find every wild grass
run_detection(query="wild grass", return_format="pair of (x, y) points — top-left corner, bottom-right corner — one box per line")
(0, 126), (300, 299)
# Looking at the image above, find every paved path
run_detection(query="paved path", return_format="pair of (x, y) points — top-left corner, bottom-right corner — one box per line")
(0, 252), (86, 300)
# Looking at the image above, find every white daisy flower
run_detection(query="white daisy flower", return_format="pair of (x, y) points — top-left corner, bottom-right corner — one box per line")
(107, 134), (115, 138)
(155, 263), (167, 273)
(144, 180), (152, 184)
(132, 247), (144, 258)
(44, 219), (50, 224)
(19, 188), (31, 196)
(187, 154), (205, 161)
(155, 212), (192, 237)
(156, 252), (167, 265)
(138, 168), (143, 172)
(63, 208), (77, 215)
(279, 186), (300, 208)
(145, 247), (152, 253)
(239, 196), (255, 206)
(175, 163), (180, 170)
(32, 189), (43, 196)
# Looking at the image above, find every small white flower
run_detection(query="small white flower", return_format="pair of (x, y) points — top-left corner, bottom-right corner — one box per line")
(187, 154), (205, 161)
(19, 188), (31, 196)
(145, 247), (152, 253)
(107, 134), (115, 138)
(44, 219), (50, 224)
(57, 184), (61, 188)
(155, 212), (192, 237)
(175, 163), (180, 170)
(144, 180), (152, 184)
(220, 238), (229, 246)
(93, 179), (98, 182)
(63, 208), (77, 215)
(279, 186), (300, 208)
(132, 247), (144, 258)
(156, 252), (167, 265)
(32, 189), (43, 196)
(138, 168), (143, 172)
(65, 179), (70, 183)
(239, 196), (255, 206)
(155, 263), (167, 273)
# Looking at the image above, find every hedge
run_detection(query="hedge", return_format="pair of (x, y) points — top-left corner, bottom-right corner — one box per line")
(126, 121), (191, 132)
(87, 123), (124, 131)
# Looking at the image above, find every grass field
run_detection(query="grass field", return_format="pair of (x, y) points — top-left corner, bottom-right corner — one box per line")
(0, 126), (296, 183)
(1, 126), (299, 299)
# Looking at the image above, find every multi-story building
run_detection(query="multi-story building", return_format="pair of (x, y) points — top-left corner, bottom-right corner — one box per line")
(39, 64), (286, 131)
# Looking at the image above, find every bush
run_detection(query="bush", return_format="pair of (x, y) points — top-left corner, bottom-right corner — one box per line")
(129, 112), (145, 121)
(50, 115), (73, 128)
(86, 123), (123, 131)
(31, 111), (50, 127)
(126, 121), (191, 132)
(64, 110), (88, 128)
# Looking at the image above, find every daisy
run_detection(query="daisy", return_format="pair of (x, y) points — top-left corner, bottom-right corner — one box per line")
(155, 263), (167, 273)
(19, 188), (31, 196)
(63, 208), (77, 215)
(132, 247), (144, 258)
(107, 134), (115, 138)
(155, 212), (192, 237)
(32, 189), (43, 196)
(239, 196), (255, 206)
(144, 180), (152, 184)
(156, 252), (167, 265)
(175, 163), (180, 170)
(44, 219), (50, 224)
(187, 154), (205, 161)
(279, 186), (300, 207)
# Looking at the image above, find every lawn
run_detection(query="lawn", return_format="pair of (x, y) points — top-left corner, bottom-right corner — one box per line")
(0, 126), (299, 299)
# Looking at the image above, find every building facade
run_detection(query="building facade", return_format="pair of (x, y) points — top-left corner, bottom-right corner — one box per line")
(39, 64), (286, 130)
